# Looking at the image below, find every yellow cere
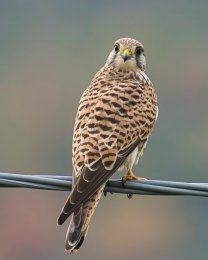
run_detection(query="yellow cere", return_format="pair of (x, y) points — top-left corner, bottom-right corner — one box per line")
(121, 48), (133, 58)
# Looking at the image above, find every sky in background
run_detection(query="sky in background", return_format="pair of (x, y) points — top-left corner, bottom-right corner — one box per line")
(1, 0), (208, 259)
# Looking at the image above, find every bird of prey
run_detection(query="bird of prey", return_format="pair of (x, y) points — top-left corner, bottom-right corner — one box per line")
(58, 37), (158, 253)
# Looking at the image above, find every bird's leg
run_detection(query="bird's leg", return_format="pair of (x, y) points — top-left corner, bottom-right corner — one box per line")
(122, 170), (147, 199)
(122, 169), (147, 182)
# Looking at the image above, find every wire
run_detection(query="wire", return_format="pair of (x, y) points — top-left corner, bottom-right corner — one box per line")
(0, 172), (208, 197)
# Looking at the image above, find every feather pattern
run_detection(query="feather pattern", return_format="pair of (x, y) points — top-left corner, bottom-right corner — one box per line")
(58, 37), (158, 253)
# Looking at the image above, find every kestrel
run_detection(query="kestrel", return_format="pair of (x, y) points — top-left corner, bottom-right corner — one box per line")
(58, 37), (158, 253)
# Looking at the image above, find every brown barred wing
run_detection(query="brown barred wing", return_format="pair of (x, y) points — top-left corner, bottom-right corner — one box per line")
(57, 135), (143, 225)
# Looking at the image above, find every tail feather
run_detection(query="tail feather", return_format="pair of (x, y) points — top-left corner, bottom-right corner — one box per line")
(58, 212), (70, 226)
(58, 185), (105, 253)
(65, 207), (89, 253)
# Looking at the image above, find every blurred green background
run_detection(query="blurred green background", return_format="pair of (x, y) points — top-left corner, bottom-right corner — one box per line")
(1, 0), (208, 259)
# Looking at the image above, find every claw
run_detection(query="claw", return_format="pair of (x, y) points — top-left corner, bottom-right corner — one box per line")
(122, 170), (147, 199)
(127, 193), (133, 199)
(103, 191), (114, 197)
(121, 179), (126, 188)
(122, 170), (147, 182)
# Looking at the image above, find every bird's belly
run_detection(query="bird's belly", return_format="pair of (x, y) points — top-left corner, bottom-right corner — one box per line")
(118, 137), (148, 172)
(118, 147), (138, 171)
(124, 147), (138, 168)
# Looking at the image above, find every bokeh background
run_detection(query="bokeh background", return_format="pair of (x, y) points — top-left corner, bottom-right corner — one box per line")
(1, 0), (208, 259)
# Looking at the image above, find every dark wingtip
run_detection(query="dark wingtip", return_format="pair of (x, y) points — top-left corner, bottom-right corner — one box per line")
(57, 212), (69, 226)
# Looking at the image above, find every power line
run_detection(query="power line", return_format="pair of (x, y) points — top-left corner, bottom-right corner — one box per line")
(0, 172), (208, 197)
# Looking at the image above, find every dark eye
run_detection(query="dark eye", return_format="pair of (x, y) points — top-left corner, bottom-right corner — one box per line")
(135, 47), (143, 56)
(114, 44), (119, 52)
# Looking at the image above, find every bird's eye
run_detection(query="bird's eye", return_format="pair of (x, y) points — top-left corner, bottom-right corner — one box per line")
(114, 44), (119, 52)
(135, 47), (143, 56)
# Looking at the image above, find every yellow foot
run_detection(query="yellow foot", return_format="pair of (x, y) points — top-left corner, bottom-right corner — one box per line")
(122, 170), (147, 199)
(122, 170), (147, 182)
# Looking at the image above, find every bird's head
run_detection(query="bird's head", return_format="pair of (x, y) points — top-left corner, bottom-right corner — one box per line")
(105, 38), (146, 72)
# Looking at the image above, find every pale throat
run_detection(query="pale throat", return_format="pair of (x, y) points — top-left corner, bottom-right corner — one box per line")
(114, 56), (139, 73)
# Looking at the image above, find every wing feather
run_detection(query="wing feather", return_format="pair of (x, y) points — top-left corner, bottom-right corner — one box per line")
(58, 67), (157, 225)
(57, 136), (144, 225)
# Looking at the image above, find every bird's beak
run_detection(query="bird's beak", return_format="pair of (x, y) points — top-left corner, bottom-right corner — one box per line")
(121, 48), (133, 62)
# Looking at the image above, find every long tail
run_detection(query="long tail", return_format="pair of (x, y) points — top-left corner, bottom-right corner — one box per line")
(59, 186), (104, 253)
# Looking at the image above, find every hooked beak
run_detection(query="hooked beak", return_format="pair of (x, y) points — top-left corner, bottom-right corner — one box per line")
(121, 48), (133, 62)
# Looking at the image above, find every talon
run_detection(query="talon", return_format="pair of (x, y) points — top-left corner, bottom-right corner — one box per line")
(104, 191), (107, 197)
(121, 179), (126, 188)
(133, 176), (147, 181)
(127, 193), (133, 199)
(122, 170), (147, 182)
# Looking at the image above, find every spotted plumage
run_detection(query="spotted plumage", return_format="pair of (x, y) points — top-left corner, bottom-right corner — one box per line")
(58, 37), (158, 253)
